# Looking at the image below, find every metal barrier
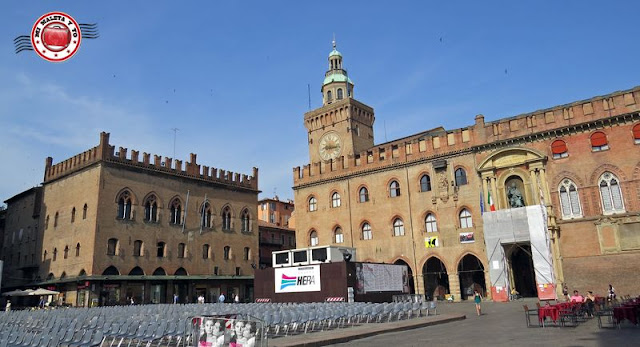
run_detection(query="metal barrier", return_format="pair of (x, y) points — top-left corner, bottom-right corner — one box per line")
(186, 314), (267, 347)
(392, 294), (425, 303)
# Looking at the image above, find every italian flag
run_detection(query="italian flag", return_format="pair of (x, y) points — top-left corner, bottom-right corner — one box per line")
(488, 190), (496, 211)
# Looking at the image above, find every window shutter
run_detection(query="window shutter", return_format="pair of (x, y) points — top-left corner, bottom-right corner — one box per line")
(633, 124), (640, 139)
(591, 132), (608, 147)
(551, 140), (568, 154)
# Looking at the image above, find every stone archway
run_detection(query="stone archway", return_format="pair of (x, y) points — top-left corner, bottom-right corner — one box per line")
(457, 254), (486, 300)
(394, 259), (415, 294)
(423, 257), (450, 301)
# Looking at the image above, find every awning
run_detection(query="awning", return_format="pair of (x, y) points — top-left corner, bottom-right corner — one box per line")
(1, 289), (33, 297)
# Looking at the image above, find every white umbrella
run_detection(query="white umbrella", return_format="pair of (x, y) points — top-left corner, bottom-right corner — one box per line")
(29, 288), (60, 296)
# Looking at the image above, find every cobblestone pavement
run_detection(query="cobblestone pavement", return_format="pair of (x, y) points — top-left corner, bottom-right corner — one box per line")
(326, 299), (639, 347)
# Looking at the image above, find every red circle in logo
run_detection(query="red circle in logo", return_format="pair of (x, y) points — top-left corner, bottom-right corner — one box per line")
(31, 12), (81, 62)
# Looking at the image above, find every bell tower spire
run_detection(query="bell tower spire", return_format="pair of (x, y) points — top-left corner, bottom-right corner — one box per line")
(303, 39), (375, 164)
(322, 38), (353, 106)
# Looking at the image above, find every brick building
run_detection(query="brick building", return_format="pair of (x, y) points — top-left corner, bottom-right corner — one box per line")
(2, 132), (259, 306)
(293, 42), (640, 300)
(1, 188), (42, 290)
(258, 197), (295, 267)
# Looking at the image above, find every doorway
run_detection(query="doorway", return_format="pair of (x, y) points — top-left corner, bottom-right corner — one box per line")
(422, 257), (450, 301)
(457, 254), (487, 300)
(506, 243), (537, 297)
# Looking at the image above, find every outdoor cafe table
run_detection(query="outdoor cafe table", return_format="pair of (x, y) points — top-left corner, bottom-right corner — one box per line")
(539, 305), (560, 325)
(613, 303), (639, 325)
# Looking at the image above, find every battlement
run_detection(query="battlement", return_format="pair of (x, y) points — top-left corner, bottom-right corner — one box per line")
(44, 132), (259, 191)
(293, 86), (640, 186)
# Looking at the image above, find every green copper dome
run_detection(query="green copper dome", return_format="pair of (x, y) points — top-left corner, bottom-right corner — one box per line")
(329, 49), (342, 57)
(323, 72), (353, 86)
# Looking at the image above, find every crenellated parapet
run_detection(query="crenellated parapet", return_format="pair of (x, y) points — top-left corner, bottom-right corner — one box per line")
(294, 86), (640, 186)
(44, 132), (259, 191)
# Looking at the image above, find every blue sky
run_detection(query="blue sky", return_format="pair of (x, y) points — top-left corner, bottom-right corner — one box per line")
(2, 1), (640, 204)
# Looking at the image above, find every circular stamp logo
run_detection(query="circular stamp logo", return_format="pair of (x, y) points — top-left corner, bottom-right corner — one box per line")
(31, 12), (81, 62)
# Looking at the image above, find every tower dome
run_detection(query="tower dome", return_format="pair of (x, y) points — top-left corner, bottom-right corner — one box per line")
(322, 39), (354, 105)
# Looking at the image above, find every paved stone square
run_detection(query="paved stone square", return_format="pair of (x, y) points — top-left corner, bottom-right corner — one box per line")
(268, 299), (638, 347)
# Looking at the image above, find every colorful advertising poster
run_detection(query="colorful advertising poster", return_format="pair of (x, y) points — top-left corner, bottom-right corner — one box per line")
(459, 232), (475, 243)
(274, 265), (321, 293)
(425, 236), (439, 248)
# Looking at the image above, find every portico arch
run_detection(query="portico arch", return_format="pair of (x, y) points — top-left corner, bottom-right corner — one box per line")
(393, 258), (415, 294)
(422, 256), (450, 301)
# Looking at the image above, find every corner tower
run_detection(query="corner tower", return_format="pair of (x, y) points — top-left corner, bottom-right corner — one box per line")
(304, 40), (375, 163)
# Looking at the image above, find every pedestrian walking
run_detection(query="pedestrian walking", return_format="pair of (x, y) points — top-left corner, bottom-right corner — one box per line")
(5, 300), (11, 312)
(218, 293), (225, 303)
(234, 294), (239, 304)
(474, 290), (482, 316)
(173, 293), (179, 304)
(562, 284), (569, 301)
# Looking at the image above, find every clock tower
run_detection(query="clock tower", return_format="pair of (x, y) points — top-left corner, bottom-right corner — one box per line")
(304, 40), (375, 163)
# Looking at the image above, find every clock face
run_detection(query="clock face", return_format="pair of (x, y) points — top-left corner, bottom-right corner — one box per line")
(319, 132), (342, 160)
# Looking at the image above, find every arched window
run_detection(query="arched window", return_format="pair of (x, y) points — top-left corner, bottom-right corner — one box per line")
(63, 245), (69, 259)
(389, 180), (401, 197)
(425, 213), (437, 232)
(82, 204), (88, 219)
(393, 218), (405, 236)
(599, 172), (625, 214)
(459, 209), (472, 228)
(334, 227), (344, 243)
(559, 179), (582, 219)
(310, 230), (319, 246)
(222, 207), (232, 230)
(203, 244), (210, 259)
(420, 174), (432, 192)
(54, 212), (59, 227)
(71, 207), (76, 223)
(359, 187), (369, 203)
(591, 131), (609, 151)
(241, 209), (250, 232)
(117, 191), (132, 219)
(75, 243), (80, 257)
(551, 140), (568, 159)
(177, 243), (186, 258)
(133, 240), (143, 257)
(201, 202), (212, 228)
(337, 88), (343, 100)
(223, 246), (231, 260)
(455, 168), (468, 186)
(633, 123), (640, 144)
(331, 192), (341, 208)
(309, 196), (317, 212)
(362, 223), (372, 240)
(107, 238), (118, 256)
(156, 242), (165, 258)
(327, 90), (332, 102)
(53, 248), (57, 261)
(243, 247), (250, 260)
(144, 195), (158, 222)
(170, 198), (182, 225)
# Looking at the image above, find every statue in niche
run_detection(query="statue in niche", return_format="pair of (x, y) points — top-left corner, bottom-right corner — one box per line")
(507, 182), (525, 208)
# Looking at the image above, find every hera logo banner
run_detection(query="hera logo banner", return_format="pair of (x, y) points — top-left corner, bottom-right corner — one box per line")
(274, 265), (321, 293)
